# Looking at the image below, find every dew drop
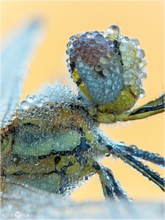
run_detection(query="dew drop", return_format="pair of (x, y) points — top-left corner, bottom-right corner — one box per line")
(137, 49), (145, 59)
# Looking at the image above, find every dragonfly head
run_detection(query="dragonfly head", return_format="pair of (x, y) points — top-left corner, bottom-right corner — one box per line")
(66, 25), (147, 113)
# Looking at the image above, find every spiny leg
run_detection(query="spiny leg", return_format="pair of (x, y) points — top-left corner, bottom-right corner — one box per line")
(95, 94), (165, 123)
(94, 162), (138, 218)
(118, 93), (165, 122)
(93, 162), (132, 202)
(107, 145), (165, 191)
(112, 143), (165, 167)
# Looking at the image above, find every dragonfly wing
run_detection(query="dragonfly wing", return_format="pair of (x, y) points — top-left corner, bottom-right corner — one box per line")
(0, 19), (43, 128)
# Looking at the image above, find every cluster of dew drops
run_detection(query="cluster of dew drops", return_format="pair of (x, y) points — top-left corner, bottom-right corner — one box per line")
(66, 25), (147, 99)
(14, 84), (92, 150)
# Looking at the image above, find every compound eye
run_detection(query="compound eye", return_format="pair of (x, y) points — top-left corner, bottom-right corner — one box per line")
(66, 25), (147, 109)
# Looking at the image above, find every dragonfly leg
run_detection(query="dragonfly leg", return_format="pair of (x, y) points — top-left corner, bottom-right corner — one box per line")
(117, 93), (165, 122)
(108, 146), (165, 191)
(112, 143), (165, 167)
(94, 94), (165, 123)
(93, 162), (132, 202)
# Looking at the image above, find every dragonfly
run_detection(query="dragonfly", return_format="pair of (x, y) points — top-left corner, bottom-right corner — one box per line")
(0, 19), (165, 207)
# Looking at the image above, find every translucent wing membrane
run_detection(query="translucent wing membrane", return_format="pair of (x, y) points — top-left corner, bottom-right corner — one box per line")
(0, 19), (43, 128)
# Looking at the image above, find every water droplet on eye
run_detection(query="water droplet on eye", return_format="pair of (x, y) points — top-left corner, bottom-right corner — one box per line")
(94, 33), (105, 43)
(107, 79), (112, 85)
(107, 51), (112, 58)
(103, 68), (110, 76)
(130, 38), (140, 46)
(106, 25), (120, 40)
(69, 35), (77, 42)
(105, 89), (109, 94)
(88, 38), (96, 47)
(115, 66), (120, 73)
(77, 56), (81, 61)
(99, 57), (108, 65)
(95, 65), (102, 72)
(109, 24), (120, 32)
(77, 61), (84, 68)
(112, 85), (116, 90)
(79, 33), (88, 43)
(136, 49), (145, 59)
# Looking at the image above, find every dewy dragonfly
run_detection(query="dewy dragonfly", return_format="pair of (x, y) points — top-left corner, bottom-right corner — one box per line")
(0, 20), (165, 203)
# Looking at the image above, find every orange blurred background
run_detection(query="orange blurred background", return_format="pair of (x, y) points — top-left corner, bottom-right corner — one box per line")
(1, 0), (164, 201)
